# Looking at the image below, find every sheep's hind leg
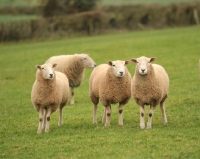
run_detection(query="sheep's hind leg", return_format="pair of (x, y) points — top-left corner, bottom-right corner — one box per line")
(37, 107), (44, 134)
(118, 103), (124, 126)
(70, 87), (75, 105)
(58, 108), (63, 126)
(105, 106), (111, 126)
(102, 108), (106, 124)
(160, 101), (167, 124)
(139, 105), (145, 129)
(147, 105), (156, 129)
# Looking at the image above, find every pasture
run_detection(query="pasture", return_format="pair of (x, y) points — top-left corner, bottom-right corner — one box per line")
(0, 26), (200, 158)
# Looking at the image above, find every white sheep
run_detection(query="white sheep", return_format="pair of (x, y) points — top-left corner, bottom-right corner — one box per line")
(89, 60), (132, 126)
(45, 53), (96, 105)
(31, 63), (69, 134)
(131, 56), (169, 129)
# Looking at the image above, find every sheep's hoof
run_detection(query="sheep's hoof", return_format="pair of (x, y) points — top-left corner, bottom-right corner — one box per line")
(147, 125), (152, 129)
(37, 129), (42, 134)
(70, 101), (74, 105)
(45, 129), (50, 133)
(118, 122), (123, 126)
(140, 125), (145, 129)
(105, 123), (110, 127)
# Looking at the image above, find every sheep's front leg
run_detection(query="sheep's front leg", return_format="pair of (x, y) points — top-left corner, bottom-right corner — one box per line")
(160, 102), (167, 124)
(147, 105), (156, 129)
(118, 103), (124, 126)
(45, 107), (52, 133)
(105, 106), (111, 126)
(37, 107), (44, 134)
(70, 87), (75, 105)
(139, 105), (145, 129)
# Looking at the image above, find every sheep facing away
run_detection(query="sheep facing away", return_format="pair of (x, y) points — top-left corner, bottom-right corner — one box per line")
(31, 63), (69, 134)
(131, 56), (169, 129)
(89, 60), (132, 126)
(46, 54), (96, 105)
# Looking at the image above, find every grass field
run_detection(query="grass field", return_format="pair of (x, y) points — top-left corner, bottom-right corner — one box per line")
(0, 26), (200, 158)
(101, 0), (200, 5)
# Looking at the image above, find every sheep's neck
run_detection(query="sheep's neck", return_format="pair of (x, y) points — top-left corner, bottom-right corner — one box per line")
(36, 71), (56, 90)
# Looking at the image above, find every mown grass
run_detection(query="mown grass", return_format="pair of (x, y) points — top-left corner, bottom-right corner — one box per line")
(101, 0), (200, 5)
(0, 26), (200, 158)
(0, 15), (38, 22)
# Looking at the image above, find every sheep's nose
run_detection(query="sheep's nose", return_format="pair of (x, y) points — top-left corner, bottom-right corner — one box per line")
(119, 71), (124, 75)
(50, 74), (53, 78)
(94, 64), (97, 67)
(141, 69), (145, 73)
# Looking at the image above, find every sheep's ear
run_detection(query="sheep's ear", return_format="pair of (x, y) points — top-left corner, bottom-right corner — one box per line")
(107, 61), (112, 66)
(35, 65), (41, 70)
(131, 58), (137, 63)
(52, 64), (57, 68)
(150, 57), (156, 63)
(125, 60), (130, 65)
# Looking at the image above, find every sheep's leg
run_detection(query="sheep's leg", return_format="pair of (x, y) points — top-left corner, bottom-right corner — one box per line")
(45, 107), (52, 133)
(102, 107), (106, 124)
(42, 108), (47, 129)
(118, 103), (124, 126)
(93, 104), (98, 123)
(139, 105), (145, 129)
(37, 107), (44, 134)
(147, 105), (156, 129)
(105, 106), (111, 126)
(58, 108), (62, 126)
(160, 102), (167, 124)
(70, 87), (75, 105)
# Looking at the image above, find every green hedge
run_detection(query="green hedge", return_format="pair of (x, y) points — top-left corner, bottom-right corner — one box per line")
(0, 3), (199, 42)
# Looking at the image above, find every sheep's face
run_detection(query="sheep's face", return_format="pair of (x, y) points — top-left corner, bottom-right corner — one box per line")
(36, 63), (57, 80)
(108, 60), (130, 77)
(80, 54), (96, 68)
(131, 56), (156, 75)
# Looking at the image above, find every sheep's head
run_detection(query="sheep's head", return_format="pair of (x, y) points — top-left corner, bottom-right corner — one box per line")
(79, 54), (96, 68)
(108, 60), (130, 77)
(131, 56), (156, 75)
(36, 63), (57, 80)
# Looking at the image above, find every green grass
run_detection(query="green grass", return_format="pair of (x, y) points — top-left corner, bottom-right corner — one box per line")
(0, 14), (38, 22)
(0, 0), (39, 6)
(101, 0), (200, 5)
(0, 26), (200, 158)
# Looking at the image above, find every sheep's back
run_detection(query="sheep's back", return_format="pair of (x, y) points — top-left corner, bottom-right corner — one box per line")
(46, 55), (83, 87)
(89, 64), (108, 98)
(153, 64), (169, 96)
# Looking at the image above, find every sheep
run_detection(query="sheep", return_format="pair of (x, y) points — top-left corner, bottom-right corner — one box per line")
(89, 60), (132, 126)
(31, 63), (69, 134)
(45, 53), (96, 105)
(130, 56), (169, 129)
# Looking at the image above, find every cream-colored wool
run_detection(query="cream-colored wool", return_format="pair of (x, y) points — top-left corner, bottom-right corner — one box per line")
(89, 60), (131, 126)
(31, 63), (69, 134)
(131, 56), (169, 129)
(46, 53), (96, 104)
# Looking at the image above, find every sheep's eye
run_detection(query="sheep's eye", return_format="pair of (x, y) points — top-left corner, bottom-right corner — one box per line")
(42, 68), (44, 70)
(112, 64), (116, 67)
(84, 58), (87, 60)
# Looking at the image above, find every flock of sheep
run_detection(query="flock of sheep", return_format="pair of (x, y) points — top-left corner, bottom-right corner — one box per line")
(31, 54), (169, 134)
